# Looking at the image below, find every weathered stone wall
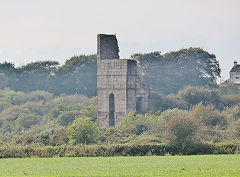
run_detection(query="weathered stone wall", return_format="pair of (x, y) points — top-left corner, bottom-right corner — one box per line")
(97, 34), (119, 60)
(97, 59), (138, 127)
(97, 34), (149, 127)
(136, 75), (150, 113)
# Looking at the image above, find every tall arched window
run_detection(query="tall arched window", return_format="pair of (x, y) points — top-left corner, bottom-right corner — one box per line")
(109, 93), (115, 126)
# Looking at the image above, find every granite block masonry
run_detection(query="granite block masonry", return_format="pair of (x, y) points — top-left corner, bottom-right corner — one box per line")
(97, 34), (149, 127)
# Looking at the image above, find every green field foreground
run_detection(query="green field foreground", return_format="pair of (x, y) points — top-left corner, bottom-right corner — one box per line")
(0, 154), (239, 176)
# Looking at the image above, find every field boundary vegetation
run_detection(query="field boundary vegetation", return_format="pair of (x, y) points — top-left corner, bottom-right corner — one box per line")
(0, 143), (239, 158)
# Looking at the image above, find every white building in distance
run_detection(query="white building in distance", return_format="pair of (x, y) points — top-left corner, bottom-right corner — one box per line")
(230, 61), (240, 84)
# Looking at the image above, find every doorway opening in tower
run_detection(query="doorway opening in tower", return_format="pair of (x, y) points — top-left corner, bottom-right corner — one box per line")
(109, 93), (115, 126)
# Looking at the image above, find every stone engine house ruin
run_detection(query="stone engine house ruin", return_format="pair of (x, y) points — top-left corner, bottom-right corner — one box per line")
(97, 34), (149, 127)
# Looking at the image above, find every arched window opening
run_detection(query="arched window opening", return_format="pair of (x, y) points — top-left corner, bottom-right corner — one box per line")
(109, 93), (115, 126)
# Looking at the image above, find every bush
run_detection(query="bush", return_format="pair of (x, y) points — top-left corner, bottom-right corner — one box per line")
(79, 96), (97, 121)
(160, 108), (188, 121)
(24, 90), (53, 102)
(218, 84), (240, 95)
(229, 120), (240, 139)
(150, 92), (188, 112)
(0, 88), (25, 105)
(57, 110), (80, 126)
(189, 103), (227, 127)
(178, 86), (221, 109)
(223, 106), (240, 122)
(163, 113), (199, 152)
(221, 94), (240, 107)
(15, 114), (41, 131)
(66, 117), (99, 145)
(98, 128), (122, 144)
(119, 113), (153, 136)
(0, 101), (12, 113)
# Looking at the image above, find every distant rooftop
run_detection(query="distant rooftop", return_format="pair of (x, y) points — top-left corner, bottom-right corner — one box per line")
(230, 61), (240, 72)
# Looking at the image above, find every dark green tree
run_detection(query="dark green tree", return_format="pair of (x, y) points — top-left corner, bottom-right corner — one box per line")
(0, 62), (16, 89)
(56, 54), (97, 96)
(0, 62), (16, 73)
(66, 116), (99, 145)
(15, 61), (60, 92)
(132, 48), (221, 94)
(178, 86), (222, 109)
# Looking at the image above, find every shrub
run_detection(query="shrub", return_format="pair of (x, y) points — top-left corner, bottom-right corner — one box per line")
(0, 101), (12, 113)
(79, 96), (97, 121)
(163, 114), (199, 153)
(0, 106), (31, 122)
(24, 90), (53, 102)
(218, 84), (240, 95)
(98, 128), (122, 144)
(229, 120), (240, 139)
(50, 94), (90, 107)
(0, 88), (25, 105)
(66, 117), (99, 145)
(189, 103), (227, 127)
(119, 113), (153, 136)
(223, 105), (240, 123)
(178, 86), (221, 109)
(160, 108), (188, 121)
(221, 94), (240, 107)
(15, 114), (41, 131)
(57, 110), (80, 126)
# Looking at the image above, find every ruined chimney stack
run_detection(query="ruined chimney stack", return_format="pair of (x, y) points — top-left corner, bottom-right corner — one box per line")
(234, 61), (237, 66)
(97, 34), (120, 61)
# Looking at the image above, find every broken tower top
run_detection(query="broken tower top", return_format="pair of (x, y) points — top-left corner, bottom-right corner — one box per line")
(97, 34), (120, 60)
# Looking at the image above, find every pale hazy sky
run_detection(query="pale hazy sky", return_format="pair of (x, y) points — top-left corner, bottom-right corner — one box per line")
(0, 0), (239, 80)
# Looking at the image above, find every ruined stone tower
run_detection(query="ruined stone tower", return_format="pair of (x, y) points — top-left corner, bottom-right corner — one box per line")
(97, 34), (149, 127)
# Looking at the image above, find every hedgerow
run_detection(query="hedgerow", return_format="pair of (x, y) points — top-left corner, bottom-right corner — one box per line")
(0, 143), (239, 158)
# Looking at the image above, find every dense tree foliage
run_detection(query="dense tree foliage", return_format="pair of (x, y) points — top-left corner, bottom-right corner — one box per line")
(0, 48), (220, 96)
(131, 48), (221, 94)
(16, 61), (60, 92)
(56, 55), (97, 96)
(66, 117), (99, 145)
(0, 55), (97, 97)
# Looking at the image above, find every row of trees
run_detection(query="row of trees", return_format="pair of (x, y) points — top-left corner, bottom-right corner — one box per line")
(0, 47), (221, 96)
(0, 55), (97, 96)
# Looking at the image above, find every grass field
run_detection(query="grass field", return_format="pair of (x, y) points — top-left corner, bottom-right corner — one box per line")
(0, 154), (239, 176)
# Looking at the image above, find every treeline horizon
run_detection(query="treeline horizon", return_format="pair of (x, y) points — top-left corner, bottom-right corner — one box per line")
(0, 47), (221, 96)
(0, 54), (97, 96)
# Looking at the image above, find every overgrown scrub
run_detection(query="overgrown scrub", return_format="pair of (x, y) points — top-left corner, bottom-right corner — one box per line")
(0, 85), (240, 155)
